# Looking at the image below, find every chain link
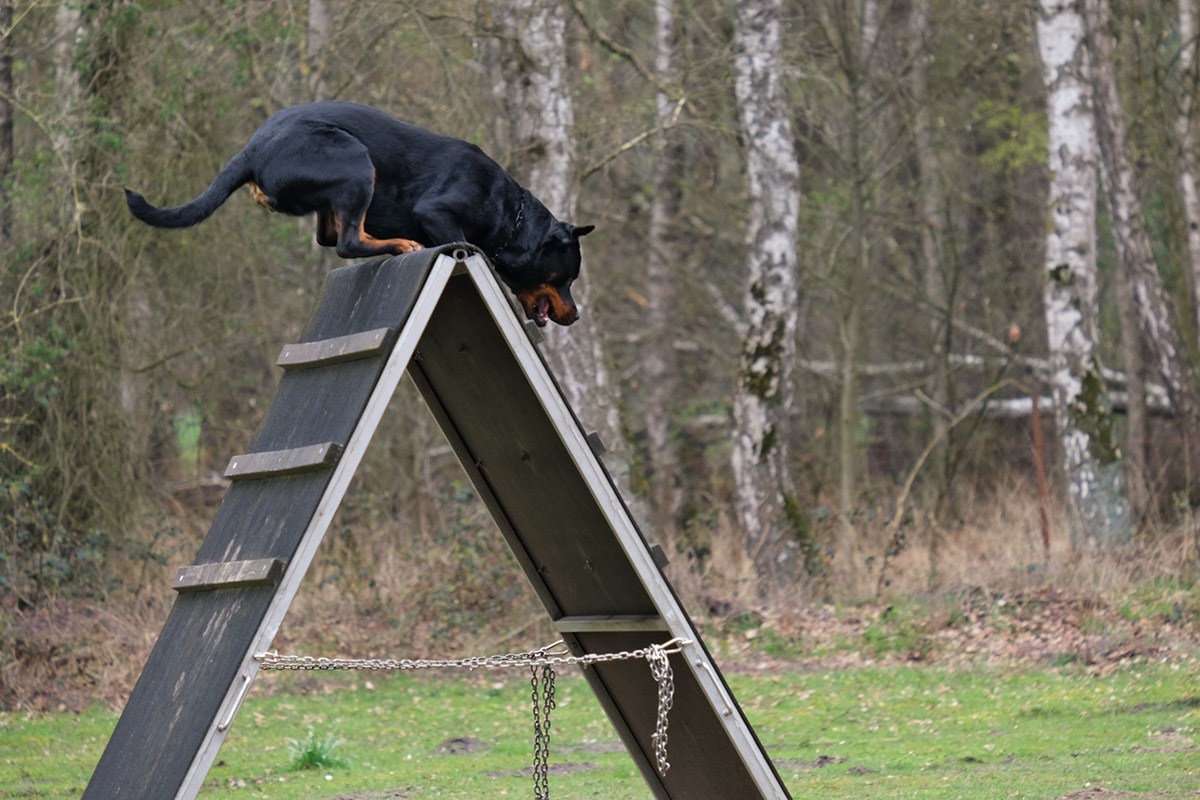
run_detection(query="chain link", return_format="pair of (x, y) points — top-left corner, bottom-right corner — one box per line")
(255, 637), (688, 782)
(646, 644), (675, 773)
(254, 638), (684, 673)
(529, 663), (556, 799)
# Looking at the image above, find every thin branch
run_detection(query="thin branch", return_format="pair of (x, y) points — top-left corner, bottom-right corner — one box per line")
(580, 95), (686, 180)
(0, 294), (83, 337)
(876, 379), (1019, 596)
(705, 280), (745, 335)
(0, 1), (41, 44)
(1, 441), (40, 471)
(132, 346), (197, 375)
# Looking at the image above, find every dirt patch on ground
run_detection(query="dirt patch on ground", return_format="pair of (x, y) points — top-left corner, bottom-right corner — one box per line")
(773, 754), (849, 770)
(4, 585), (1200, 711)
(483, 762), (601, 778)
(558, 742), (625, 754)
(1129, 745), (1199, 754)
(1053, 789), (1200, 799)
(434, 736), (489, 755)
(722, 587), (1200, 677)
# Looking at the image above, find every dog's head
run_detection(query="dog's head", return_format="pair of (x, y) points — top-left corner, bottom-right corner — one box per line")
(512, 222), (594, 327)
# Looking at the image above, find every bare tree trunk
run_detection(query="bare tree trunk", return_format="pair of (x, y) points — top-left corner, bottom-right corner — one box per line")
(1036, 0), (1130, 547)
(56, 1), (140, 444)
(0, 0), (13, 250)
(482, 0), (634, 500)
(835, 0), (878, 574)
(907, 0), (951, 579)
(644, 0), (684, 532)
(305, 0), (337, 272)
(52, 2), (85, 184)
(860, 0), (880, 58)
(1086, 0), (1200, 425)
(730, 0), (802, 582)
(306, 0), (332, 102)
(836, 265), (864, 568)
(1175, 0), (1200, 340)
(485, 0), (577, 214)
(1115, 250), (1150, 519)
(909, 0), (946, 434)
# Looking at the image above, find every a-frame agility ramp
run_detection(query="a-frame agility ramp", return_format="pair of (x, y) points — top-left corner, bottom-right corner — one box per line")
(83, 244), (792, 800)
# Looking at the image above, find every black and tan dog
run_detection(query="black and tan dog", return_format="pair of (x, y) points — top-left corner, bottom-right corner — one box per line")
(125, 101), (593, 327)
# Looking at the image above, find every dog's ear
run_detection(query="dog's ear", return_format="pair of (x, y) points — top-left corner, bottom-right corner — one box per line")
(551, 222), (594, 245)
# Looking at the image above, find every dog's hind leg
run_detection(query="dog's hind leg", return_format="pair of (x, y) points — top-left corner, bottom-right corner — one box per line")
(253, 129), (422, 258)
(338, 215), (424, 258)
(326, 163), (423, 259)
(326, 212), (424, 258)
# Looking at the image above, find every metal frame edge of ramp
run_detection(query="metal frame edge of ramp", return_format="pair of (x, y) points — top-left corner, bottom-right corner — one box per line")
(82, 243), (792, 800)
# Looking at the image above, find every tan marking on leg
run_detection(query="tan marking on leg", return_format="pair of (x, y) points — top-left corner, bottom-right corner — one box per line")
(357, 217), (424, 254)
(248, 181), (275, 211)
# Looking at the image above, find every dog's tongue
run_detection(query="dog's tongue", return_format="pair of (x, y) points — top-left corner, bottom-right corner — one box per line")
(535, 296), (550, 327)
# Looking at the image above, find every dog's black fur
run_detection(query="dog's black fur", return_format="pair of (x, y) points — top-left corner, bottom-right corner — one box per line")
(125, 101), (593, 326)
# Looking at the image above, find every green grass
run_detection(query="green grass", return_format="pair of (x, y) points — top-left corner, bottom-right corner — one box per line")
(3, 660), (1199, 799)
(1119, 577), (1200, 627)
(285, 726), (348, 771)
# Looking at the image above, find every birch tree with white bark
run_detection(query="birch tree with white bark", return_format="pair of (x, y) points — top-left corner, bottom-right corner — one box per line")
(1036, 0), (1129, 546)
(1084, 0), (1200, 425)
(730, 0), (802, 581)
(1174, 0), (1200, 338)
(481, 0), (634, 499)
(305, 0), (331, 102)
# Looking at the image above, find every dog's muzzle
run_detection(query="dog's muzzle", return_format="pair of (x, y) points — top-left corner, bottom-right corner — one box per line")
(517, 285), (578, 327)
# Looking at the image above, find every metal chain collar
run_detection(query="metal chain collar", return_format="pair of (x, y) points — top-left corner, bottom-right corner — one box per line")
(255, 637), (688, 779)
(491, 190), (527, 262)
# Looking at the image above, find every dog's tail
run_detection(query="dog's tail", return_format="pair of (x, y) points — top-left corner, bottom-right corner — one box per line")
(125, 150), (253, 229)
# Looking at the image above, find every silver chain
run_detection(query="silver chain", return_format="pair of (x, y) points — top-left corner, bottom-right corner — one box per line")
(529, 663), (556, 799)
(255, 637), (688, 779)
(646, 644), (675, 773)
(254, 639), (684, 673)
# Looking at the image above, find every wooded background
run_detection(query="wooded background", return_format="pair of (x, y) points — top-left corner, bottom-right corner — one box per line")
(3, 0), (1200, 632)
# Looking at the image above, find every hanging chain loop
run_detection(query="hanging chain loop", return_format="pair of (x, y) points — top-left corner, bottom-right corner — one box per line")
(255, 636), (688, 780)
(529, 662), (556, 799)
(646, 642), (675, 773)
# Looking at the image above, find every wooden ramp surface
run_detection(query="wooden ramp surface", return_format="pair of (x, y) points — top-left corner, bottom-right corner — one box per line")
(83, 244), (791, 800)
